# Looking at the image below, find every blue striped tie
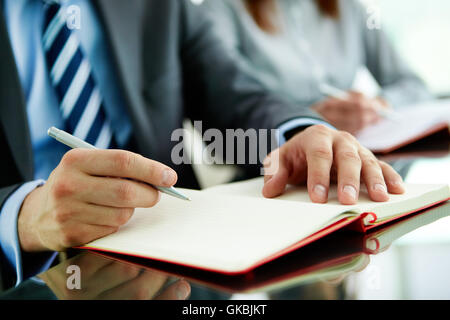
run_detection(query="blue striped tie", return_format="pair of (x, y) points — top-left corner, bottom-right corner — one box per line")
(42, 1), (116, 149)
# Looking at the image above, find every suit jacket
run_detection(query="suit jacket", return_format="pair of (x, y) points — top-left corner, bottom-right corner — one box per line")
(0, 0), (322, 291)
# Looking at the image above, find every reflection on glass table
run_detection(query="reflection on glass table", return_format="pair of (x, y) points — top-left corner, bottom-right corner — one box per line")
(0, 253), (190, 300)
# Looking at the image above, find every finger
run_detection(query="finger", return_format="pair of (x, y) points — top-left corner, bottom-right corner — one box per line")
(334, 133), (362, 205)
(41, 253), (113, 295)
(99, 271), (168, 300)
(359, 148), (389, 202)
(85, 262), (142, 297)
(70, 203), (135, 228)
(64, 252), (113, 278)
(155, 280), (191, 300)
(347, 90), (365, 100)
(358, 102), (380, 127)
(80, 175), (161, 208)
(303, 131), (334, 203)
(262, 149), (291, 198)
(61, 149), (177, 187)
(58, 223), (118, 249)
(379, 161), (405, 194)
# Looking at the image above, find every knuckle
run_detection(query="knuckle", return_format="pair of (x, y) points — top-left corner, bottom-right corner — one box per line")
(148, 191), (161, 207)
(363, 157), (380, 169)
(60, 230), (79, 248)
(133, 286), (151, 300)
(311, 124), (331, 136)
(311, 148), (333, 161)
(115, 151), (136, 173)
(61, 149), (84, 167)
(116, 208), (134, 225)
(52, 180), (75, 199)
(53, 208), (73, 225)
(339, 151), (361, 164)
(338, 131), (357, 142)
(378, 160), (389, 168)
(118, 264), (141, 278)
(309, 170), (329, 183)
(116, 182), (136, 203)
(146, 161), (161, 182)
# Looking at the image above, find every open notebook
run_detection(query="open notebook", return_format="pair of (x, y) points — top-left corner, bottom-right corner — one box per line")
(356, 99), (450, 154)
(90, 202), (450, 294)
(82, 178), (450, 275)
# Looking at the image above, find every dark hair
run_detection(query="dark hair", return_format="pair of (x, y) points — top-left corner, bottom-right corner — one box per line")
(244, 0), (339, 33)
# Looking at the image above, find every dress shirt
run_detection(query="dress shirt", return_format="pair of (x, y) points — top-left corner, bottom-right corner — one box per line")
(0, 0), (131, 285)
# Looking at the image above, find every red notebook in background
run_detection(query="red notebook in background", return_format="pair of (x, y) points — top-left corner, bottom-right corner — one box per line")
(356, 99), (450, 154)
(81, 178), (450, 275)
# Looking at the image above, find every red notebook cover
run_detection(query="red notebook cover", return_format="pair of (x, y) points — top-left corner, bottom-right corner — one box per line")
(87, 202), (449, 293)
(81, 197), (449, 276)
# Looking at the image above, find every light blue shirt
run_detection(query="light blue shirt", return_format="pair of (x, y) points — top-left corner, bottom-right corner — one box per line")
(0, 0), (131, 285)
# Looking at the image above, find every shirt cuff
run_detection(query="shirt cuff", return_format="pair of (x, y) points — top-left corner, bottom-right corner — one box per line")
(277, 118), (335, 146)
(0, 180), (56, 286)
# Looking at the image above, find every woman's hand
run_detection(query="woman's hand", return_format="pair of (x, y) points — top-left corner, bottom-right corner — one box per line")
(312, 91), (389, 135)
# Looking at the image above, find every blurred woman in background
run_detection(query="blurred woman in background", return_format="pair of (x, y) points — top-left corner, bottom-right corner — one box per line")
(205, 0), (432, 134)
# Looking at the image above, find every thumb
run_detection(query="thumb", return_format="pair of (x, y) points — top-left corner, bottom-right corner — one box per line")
(262, 149), (290, 198)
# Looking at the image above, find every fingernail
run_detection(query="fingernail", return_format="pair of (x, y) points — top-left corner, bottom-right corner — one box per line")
(162, 170), (176, 186)
(313, 184), (327, 201)
(343, 185), (357, 200)
(373, 183), (387, 193)
(391, 180), (404, 187)
(176, 281), (190, 300)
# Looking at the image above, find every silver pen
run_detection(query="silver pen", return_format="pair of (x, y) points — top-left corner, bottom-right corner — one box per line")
(48, 127), (191, 201)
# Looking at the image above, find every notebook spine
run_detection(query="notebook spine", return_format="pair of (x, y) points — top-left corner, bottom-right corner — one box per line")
(346, 212), (378, 233)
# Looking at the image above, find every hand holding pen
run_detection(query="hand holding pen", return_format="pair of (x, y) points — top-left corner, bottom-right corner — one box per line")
(17, 127), (188, 253)
(313, 83), (401, 135)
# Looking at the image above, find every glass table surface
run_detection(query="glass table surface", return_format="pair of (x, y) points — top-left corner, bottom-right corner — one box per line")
(1, 140), (449, 300)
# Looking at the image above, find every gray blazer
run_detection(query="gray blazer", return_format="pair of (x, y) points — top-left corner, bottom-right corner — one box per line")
(0, 0), (323, 291)
(205, 0), (432, 108)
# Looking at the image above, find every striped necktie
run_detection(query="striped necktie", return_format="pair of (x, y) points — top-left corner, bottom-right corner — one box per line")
(42, 1), (116, 149)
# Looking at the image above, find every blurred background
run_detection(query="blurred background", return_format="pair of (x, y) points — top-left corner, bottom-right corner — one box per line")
(364, 0), (450, 97)
(189, 0), (450, 188)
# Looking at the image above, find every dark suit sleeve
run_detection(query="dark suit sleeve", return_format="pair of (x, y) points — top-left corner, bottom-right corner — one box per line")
(0, 184), (23, 291)
(178, 1), (325, 137)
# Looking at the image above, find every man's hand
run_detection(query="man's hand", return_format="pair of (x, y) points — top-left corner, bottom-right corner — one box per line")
(39, 253), (191, 300)
(263, 125), (405, 205)
(18, 149), (178, 252)
(312, 92), (389, 135)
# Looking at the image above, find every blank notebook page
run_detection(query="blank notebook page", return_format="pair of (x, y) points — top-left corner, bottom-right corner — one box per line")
(206, 178), (450, 224)
(85, 190), (350, 273)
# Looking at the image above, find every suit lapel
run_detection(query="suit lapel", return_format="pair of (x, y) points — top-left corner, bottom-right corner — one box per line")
(0, 9), (33, 180)
(0, 1), (160, 183)
(93, 0), (158, 158)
